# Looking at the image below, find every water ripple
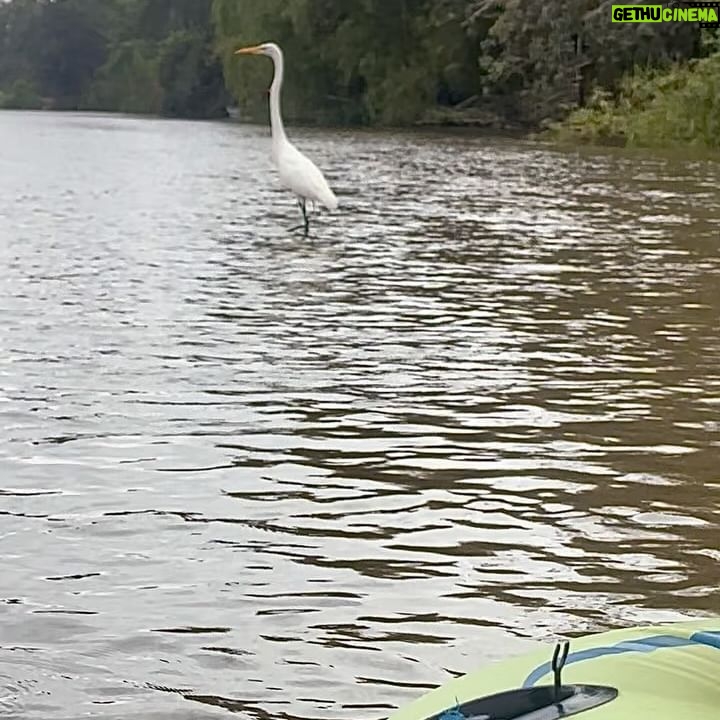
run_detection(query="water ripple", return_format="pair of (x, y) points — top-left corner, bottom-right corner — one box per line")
(1, 112), (719, 719)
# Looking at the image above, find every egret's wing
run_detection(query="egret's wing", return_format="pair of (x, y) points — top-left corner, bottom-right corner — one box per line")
(278, 143), (338, 210)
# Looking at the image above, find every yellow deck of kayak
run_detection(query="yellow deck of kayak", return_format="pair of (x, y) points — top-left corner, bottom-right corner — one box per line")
(388, 618), (720, 719)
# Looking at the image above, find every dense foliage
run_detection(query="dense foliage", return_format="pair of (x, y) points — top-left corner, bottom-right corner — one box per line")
(554, 45), (720, 149)
(469, 0), (700, 125)
(213, 0), (485, 125)
(0, 0), (229, 116)
(0, 0), (717, 143)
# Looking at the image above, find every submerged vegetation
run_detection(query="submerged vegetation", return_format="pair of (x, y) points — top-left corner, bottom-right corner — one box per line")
(0, 0), (718, 147)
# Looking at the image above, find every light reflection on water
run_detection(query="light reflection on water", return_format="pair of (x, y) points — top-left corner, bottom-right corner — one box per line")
(0, 111), (719, 719)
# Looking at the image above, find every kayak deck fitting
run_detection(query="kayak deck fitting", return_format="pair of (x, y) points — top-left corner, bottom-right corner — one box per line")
(387, 618), (720, 720)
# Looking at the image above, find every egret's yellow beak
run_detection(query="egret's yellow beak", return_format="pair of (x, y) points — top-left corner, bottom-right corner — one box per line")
(234, 45), (262, 55)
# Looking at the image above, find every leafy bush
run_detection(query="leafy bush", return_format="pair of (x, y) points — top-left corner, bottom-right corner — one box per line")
(86, 41), (162, 114)
(0, 78), (43, 109)
(552, 52), (720, 148)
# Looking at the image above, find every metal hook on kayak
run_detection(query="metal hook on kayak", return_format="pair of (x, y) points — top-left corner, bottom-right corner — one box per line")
(551, 640), (570, 701)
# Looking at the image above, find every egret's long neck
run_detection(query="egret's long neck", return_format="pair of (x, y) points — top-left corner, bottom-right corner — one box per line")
(269, 48), (287, 147)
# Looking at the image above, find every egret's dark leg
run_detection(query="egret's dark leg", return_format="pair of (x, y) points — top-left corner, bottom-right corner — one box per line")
(301, 199), (309, 236)
(289, 197), (310, 236)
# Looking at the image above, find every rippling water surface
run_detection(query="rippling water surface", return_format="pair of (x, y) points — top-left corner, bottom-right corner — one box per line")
(1, 110), (720, 719)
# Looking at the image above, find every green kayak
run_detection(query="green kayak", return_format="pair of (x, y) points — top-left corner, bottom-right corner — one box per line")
(387, 618), (720, 720)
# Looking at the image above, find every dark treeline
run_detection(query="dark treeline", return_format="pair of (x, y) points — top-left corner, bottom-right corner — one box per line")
(0, 0), (713, 135)
(0, 0), (229, 117)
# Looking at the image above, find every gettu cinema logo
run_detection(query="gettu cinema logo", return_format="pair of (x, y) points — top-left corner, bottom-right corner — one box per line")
(612, 2), (720, 26)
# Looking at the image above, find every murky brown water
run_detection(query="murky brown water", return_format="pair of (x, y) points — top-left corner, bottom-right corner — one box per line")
(1, 110), (719, 720)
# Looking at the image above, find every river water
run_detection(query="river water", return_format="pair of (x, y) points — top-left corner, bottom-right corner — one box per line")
(0, 110), (719, 719)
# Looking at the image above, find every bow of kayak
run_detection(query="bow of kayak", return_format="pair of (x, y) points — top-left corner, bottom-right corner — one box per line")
(387, 618), (720, 720)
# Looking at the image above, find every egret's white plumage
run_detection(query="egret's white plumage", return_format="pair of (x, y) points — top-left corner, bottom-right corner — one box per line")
(234, 42), (337, 232)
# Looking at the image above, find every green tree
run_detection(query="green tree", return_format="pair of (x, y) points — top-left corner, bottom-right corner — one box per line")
(212, 0), (483, 125)
(0, 78), (43, 109)
(158, 30), (229, 118)
(469, 0), (701, 124)
(85, 40), (162, 114)
(0, 0), (228, 117)
(33, 0), (111, 108)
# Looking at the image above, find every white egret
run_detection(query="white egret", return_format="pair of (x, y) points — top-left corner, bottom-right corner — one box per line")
(234, 42), (338, 235)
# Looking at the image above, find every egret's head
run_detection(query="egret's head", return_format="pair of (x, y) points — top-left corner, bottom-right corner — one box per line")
(234, 43), (278, 58)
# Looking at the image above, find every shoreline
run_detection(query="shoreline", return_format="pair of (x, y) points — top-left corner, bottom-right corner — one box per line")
(3, 106), (720, 162)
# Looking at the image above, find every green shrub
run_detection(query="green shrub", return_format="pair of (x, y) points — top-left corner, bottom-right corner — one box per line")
(85, 41), (162, 114)
(552, 53), (720, 148)
(0, 78), (43, 109)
